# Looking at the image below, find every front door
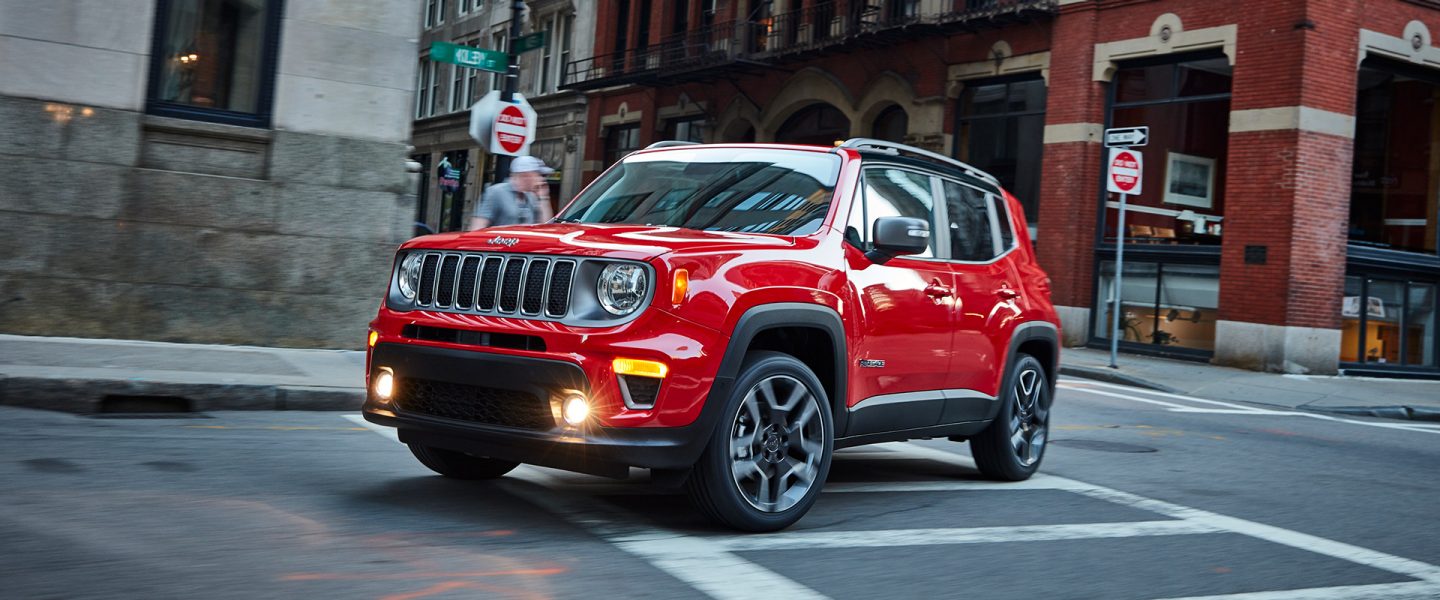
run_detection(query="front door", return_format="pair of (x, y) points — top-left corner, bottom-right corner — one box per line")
(844, 166), (954, 435)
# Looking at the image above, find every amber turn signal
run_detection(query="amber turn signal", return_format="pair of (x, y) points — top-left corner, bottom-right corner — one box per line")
(672, 269), (689, 305)
(368, 330), (379, 348)
(613, 357), (668, 379)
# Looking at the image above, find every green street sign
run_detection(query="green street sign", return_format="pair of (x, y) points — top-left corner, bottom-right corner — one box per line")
(430, 41), (507, 73)
(514, 30), (549, 54)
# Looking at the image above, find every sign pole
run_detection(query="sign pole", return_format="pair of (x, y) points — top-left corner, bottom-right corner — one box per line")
(494, 0), (526, 182)
(1103, 142), (1143, 370)
(1110, 186), (1127, 369)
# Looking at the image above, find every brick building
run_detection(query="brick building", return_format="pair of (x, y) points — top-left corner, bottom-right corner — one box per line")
(561, 0), (1440, 377)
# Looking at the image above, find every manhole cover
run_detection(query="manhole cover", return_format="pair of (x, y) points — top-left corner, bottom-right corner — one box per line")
(1051, 439), (1158, 453)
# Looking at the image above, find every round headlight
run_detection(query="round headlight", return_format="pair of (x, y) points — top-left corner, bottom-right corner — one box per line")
(597, 263), (648, 316)
(398, 253), (424, 300)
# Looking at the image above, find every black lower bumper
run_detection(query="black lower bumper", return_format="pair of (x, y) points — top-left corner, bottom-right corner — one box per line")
(364, 343), (719, 478)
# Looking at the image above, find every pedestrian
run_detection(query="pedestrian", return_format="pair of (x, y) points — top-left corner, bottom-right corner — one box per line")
(468, 155), (554, 230)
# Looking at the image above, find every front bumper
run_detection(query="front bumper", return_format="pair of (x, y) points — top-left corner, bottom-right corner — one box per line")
(363, 343), (725, 478)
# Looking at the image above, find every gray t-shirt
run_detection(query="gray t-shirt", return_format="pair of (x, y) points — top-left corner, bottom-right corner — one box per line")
(475, 181), (540, 226)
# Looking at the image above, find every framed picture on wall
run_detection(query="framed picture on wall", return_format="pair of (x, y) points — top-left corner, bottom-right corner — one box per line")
(1164, 152), (1216, 208)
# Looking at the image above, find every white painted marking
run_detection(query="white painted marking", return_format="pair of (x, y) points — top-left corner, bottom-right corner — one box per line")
(1159, 581), (1440, 600)
(1059, 380), (1440, 436)
(505, 467), (827, 600)
(344, 416), (1440, 599)
(341, 414), (398, 442)
(825, 478), (1068, 494)
(712, 520), (1222, 551)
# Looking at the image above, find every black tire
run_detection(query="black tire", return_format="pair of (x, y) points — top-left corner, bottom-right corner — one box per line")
(408, 443), (519, 480)
(971, 353), (1051, 481)
(686, 351), (834, 532)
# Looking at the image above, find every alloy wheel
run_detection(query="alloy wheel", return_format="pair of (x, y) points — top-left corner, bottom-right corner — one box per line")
(728, 375), (826, 513)
(1010, 367), (1049, 467)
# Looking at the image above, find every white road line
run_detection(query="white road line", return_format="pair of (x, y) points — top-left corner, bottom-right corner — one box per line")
(824, 477), (1068, 493)
(341, 414), (398, 442)
(505, 467), (828, 600)
(343, 416), (1440, 599)
(1158, 581), (1440, 600)
(894, 442), (1440, 583)
(710, 520), (1222, 551)
(1059, 381), (1440, 436)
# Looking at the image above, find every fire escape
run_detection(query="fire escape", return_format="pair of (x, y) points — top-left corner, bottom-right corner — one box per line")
(561, 0), (1058, 90)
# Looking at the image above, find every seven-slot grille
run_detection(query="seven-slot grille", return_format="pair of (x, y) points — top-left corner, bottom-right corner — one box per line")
(412, 251), (575, 318)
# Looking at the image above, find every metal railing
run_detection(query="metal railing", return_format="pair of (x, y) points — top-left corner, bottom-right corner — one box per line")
(561, 0), (1056, 90)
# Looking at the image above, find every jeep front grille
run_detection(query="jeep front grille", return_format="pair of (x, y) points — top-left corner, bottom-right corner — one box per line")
(412, 251), (575, 318)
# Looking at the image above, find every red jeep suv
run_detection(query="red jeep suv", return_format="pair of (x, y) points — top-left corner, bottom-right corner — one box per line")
(364, 139), (1060, 531)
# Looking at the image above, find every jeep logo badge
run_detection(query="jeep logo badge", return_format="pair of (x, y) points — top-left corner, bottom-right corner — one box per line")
(487, 236), (520, 247)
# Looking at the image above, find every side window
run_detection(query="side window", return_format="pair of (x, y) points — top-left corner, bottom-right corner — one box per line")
(859, 168), (938, 258)
(943, 180), (996, 261)
(992, 193), (1016, 250)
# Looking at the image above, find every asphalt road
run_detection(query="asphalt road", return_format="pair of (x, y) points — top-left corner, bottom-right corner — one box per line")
(3, 378), (1439, 599)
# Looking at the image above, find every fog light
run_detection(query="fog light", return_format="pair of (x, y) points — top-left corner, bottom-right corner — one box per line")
(563, 395), (590, 425)
(373, 369), (394, 401)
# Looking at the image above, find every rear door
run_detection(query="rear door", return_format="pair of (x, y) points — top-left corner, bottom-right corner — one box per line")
(843, 165), (955, 435)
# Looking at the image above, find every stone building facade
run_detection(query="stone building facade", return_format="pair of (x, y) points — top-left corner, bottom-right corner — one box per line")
(0, 0), (418, 348)
(565, 0), (1440, 377)
(410, 0), (596, 234)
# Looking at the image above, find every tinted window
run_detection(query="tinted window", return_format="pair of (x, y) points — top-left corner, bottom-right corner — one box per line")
(993, 193), (1015, 250)
(559, 148), (840, 235)
(860, 168), (937, 258)
(943, 180), (995, 261)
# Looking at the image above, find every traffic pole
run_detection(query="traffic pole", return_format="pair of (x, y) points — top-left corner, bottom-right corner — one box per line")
(1109, 186), (1127, 369)
(494, 0), (526, 181)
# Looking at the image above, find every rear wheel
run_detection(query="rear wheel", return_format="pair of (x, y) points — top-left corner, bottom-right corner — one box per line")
(971, 353), (1050, 481)
(687, 352), (833, 532)
(408, 443), (519, 480)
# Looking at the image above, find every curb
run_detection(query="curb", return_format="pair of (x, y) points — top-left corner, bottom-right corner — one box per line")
(1058, 365), (1182, 394)
(0, 375), (364, 414)
(1310, 405), (1440, 422)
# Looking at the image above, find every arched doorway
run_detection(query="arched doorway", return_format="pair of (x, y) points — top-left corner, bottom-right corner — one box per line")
(775, 103), (850, 146)
(871, 105), (908, 143)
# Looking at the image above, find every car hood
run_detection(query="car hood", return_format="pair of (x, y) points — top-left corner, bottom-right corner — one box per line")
(402, 223), (798, 261)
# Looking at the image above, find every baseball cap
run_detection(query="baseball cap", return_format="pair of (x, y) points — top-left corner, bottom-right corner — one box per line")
(511, 155), (554, 175)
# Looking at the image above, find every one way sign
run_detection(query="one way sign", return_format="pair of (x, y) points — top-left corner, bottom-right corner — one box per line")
(1104, 126), (1149, 148)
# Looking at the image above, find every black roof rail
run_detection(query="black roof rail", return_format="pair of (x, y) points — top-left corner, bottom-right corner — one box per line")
(838, 138), (1001, 187)
(645, 140), (702, 150)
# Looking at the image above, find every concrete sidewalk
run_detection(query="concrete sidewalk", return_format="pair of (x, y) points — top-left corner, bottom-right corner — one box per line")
(2, 333), (1437, 420)
(0, 334), (364, 413)
(1060, 346), (1440, 421)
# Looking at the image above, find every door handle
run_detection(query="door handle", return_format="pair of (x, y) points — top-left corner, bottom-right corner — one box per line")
(997, 288), (1021, 300)
(924, 282), (953, 299)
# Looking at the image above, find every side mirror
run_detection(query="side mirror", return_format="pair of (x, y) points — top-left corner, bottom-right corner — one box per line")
(866, 217), (930, 264)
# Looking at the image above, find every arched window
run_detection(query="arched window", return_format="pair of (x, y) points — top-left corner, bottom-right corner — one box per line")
(775, 103), (849, 145)
(871, 105), (908, 142)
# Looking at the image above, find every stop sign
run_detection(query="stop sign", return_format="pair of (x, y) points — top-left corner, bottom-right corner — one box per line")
(1107, 148), (1143, 195)
(469, 91), (537, 156)
(494, 105), (528, 154)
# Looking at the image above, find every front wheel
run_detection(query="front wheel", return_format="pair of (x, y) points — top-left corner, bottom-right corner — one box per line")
(970, 353), (1050, 481)
(408, 444), (519, 480)
(687, 352), (834, 532)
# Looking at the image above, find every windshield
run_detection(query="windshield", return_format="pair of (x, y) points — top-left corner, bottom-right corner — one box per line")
(557, 148), (842, 236)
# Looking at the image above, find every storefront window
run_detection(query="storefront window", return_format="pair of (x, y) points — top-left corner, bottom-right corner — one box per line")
(147, 0), (281, 126)
(957, 77), (1045, 224)
(1349, 62), (1440, 255)
(1094, 261), (1219, 353)
(1104, 57), (1231, 246)
(1341, 277), (1439, 368)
